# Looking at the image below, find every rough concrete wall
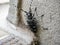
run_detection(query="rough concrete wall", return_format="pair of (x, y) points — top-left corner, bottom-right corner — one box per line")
(33, 0), (60, 45)
(7, 0), (18, 25)
(21, 0), (60, 45)
(7, 0), (22, 25)
(20, 0), (60, 45)
(7, 0), (60, 45)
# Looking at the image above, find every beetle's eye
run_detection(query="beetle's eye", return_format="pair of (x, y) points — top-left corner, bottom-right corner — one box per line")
(28, 13), (30, 16)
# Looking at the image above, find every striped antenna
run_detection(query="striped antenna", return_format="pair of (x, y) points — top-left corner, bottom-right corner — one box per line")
(29, 0), (33, 11)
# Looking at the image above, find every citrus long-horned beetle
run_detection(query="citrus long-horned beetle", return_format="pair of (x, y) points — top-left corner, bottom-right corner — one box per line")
(20, 7), (40, 45)
(20, 7), (38, 33)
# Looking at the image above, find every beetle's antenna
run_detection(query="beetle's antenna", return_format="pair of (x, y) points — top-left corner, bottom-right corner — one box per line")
(29, 0), (33, 12)
(30, 0), (33, 7)
(20, 8), (28, 13)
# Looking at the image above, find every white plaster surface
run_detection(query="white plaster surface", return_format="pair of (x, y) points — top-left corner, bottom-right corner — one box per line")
(4, 0), (60, 45)
(0, 0), (9, 3)
(0, 4), (34, 45)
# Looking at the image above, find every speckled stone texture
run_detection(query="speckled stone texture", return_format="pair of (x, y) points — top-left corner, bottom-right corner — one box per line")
(7, 0), (60, 45)
(21, 0), (60, 45)
(33, 0), (60, 45)
(7, 0), (18, 25)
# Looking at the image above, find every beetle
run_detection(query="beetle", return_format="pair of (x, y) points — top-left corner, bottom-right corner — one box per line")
(20, 7), (38, 33)
(20, 0), (40, 45)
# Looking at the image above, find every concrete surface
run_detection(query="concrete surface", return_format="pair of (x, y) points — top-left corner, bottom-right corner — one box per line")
(0, 28), (9, 40)
(0, 3), (35, 45)
(7, 0), (60, 45)
(0, 0), (9, 3)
